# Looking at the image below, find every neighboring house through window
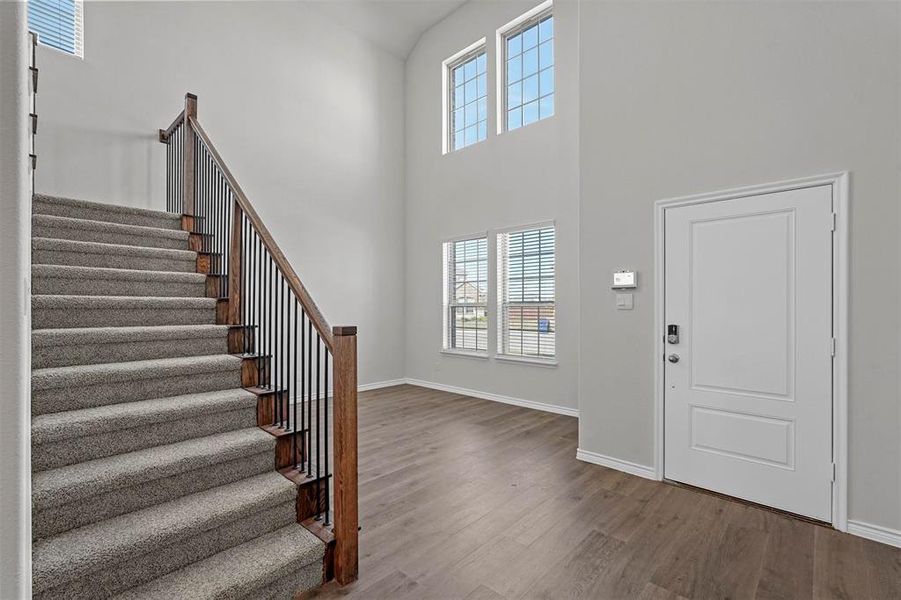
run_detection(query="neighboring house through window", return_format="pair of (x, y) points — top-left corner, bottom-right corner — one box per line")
(443, 237), (489, 353)
(497, 225), (556, 359)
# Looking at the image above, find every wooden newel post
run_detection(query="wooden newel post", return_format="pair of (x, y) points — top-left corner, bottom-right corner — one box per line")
(182, 93), (198, 215)
(332, 325), (359, 585)
(227, 200), (243, 324)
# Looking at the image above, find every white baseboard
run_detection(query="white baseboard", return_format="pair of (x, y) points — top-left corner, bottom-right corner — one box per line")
(847, 520), (901, 549)
(576, 448), (657, 480)
(403, 378), (579, 417)
(358, 378), (407, 392)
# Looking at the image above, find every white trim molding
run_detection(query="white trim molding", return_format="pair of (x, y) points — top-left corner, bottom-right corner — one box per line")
(847, 520), (901, 549)
(653, 172), (850, 531)
(576, 449), (656, 480)
(358, 379), (407, 392)
(404, 378), (578, 417)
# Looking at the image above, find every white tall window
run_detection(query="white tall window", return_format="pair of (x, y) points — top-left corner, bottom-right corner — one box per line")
(497, 225), (556, 359)
(501, 4), (554, 131)
(443, 237), (489, 353)
(28, 0), (83, 57)
(447, 47), (488, 152)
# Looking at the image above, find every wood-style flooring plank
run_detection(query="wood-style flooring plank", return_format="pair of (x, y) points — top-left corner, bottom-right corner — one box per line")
(301, 384), (901, 600)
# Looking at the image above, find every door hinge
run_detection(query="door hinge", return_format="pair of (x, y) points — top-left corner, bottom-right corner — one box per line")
(830, 212), (837, 232)
(830, 337), (837, 357)
(831, 462), (836, 482)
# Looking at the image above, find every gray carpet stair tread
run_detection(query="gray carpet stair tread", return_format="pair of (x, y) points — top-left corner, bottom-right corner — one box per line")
(32, 236), (196, 260)
(32, 427), (274, 509)
(32, 388), (255, 443)
(32, 353), (240, 391)
(33, 264), (206, 284)
(33, 213), (189, 242)
(32, 472), (297, 588)
(33, 324), (230, 347)
(34, 194), (182, 228)
(114, 524), (325, 600)
(32, 294), (217, 325)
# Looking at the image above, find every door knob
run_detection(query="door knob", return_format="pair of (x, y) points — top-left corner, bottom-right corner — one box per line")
(667, 354), (680, 363)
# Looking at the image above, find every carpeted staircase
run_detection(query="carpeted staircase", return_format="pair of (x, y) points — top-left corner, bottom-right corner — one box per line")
(31, 194), (325, 599)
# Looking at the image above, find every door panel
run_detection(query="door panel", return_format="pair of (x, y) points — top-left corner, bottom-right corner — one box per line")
(664, 185), (833, 521)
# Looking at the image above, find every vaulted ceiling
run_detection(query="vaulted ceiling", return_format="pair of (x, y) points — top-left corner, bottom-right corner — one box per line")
(309, 0), (468, 59)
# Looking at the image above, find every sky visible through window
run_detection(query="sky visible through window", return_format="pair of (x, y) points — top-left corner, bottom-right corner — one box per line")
(506, 14), (554, 131)
(451, 51), (488, 151)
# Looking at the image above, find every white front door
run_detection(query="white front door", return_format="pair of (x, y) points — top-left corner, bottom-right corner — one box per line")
(663, 184), (834, 521)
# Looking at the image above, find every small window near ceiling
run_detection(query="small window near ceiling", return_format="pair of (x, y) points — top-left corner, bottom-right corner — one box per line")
(446, 45), (488, 152)
(28, 0), (84, 58)
(443, 237), (489, 353)
(502, 4), (554, 131)
(497, 225), (556, 359)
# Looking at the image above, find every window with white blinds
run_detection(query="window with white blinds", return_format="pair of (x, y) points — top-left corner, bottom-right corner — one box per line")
(443, 237), (488, 353)
(28, 0), (83, 57)
(497, 225), (556, 359)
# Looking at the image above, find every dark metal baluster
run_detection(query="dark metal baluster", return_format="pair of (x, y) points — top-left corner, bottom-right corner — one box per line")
(165, 137), (170, 212)
(307, 315), (313, 477)
(256, 234), (262, 386)
(243, 215), (249, 354)
(293, 298), (299, 469)
(277, 271), (283, 428)
(266, 251), (272, 396)
(300, 308), (306, 469)
(316, 333), (321, 518)
(324, 348), (330, 525)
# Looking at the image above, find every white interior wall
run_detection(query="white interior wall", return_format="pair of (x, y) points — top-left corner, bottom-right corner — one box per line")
(577, 1), (901, 534)
(0, 3), (33, 598)
(35, 0), (407, 387)
(28, 0), (901, 544)
(406, 0), (901, 537)
(404, 0), (580, 412)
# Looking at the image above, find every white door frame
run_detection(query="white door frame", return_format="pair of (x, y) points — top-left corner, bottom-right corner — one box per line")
(653, 172), (849, 531)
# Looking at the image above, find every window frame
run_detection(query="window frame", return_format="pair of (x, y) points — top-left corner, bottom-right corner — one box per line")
(496, 0), (554, 134)
(28, 0), (84, 58)
(496, 221), (557, 363)
(442, 233), (490, 357)
(442, 38), (488, 155)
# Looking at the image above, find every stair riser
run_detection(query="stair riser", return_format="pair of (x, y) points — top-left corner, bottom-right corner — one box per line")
(33, 336), (227, 369)
(33, 407), (257, 471)
(33, 306), (216, 329)
(33, 223), (188, 250)
(254, 562), (324, 600)
(33, 198), (181, 230)
(34, 502), (296, 600)
(33, 276), (205, 299)
(33, 369), (243, 415)
(33, 248), (196, 272)
(33, 450), (274, 539)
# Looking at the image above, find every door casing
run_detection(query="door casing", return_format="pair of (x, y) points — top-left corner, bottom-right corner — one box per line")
(653, 172), (849, 531)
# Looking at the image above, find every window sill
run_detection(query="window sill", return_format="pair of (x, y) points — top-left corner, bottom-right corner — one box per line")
(495, 354), (558, 368)
(440, 349), (489, 360)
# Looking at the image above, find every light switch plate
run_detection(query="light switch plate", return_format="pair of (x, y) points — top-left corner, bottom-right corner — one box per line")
(616, 293), (634, 310)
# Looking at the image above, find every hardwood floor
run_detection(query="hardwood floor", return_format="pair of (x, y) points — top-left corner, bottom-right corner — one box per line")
(304, 384), (901, 600)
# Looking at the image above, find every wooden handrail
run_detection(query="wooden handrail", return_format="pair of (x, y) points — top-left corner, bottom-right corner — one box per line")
(162, 95), (358, 585)
(187, 116), (335, 350)
(158, 109), (185, 143)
